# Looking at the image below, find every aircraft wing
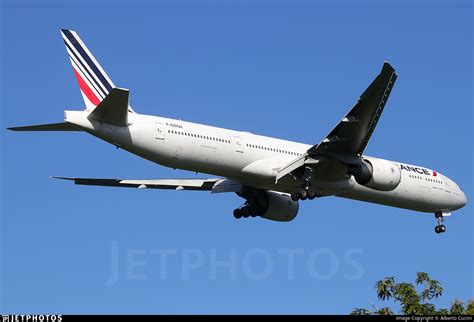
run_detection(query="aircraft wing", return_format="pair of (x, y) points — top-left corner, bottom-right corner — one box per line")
(276, 62), (397, 182)
(308, 62), (397, 157)
(52, 176), (242, 193)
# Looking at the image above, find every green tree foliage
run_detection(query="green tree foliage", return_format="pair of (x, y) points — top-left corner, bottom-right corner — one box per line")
(466, 299), (474, 315)
(450, 299), (466, 315)
(350, 272), (472, 315)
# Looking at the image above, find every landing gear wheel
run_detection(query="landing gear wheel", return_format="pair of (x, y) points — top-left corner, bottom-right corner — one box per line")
(300, 190), (308, 200)
(291, 192), (300, 201)
(307, 189), (316, 200)
(233, 208), (242, 219)
(242, 207), (250, 218)
(434, 225), (447, 234)
(246, 205), (258, 218)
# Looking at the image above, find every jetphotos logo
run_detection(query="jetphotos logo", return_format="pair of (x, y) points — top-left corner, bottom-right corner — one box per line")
(2, 316), (62, 322)
(400, 164), (437, 177)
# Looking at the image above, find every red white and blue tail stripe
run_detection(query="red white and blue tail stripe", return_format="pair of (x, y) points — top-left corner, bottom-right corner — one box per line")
(61, 29), (118, 111)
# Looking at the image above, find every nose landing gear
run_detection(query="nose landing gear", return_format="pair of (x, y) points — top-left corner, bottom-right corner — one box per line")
(434, 212), (448, 234)
(434, 225), (446, 234)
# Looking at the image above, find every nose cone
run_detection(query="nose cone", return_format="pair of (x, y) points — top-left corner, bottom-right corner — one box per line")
(459, 190), (468, 208)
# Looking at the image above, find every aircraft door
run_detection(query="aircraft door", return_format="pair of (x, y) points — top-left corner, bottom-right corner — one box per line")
(234, 136), (244, 153)
(155, 123), (165, 140)
(444, 180), (452, 194)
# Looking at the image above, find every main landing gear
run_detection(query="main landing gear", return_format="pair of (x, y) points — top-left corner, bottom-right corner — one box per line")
(291, 180), (322, 201)
(434, 212), (447, 234)
(233, 202), (259, 219)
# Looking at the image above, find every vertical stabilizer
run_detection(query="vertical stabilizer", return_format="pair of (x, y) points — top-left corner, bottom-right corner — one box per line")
(60, 29), (117, 111)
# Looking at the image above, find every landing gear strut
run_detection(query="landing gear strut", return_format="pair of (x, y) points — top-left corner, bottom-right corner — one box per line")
(291, 180), (321, 201)
(434, 212), (447, 234)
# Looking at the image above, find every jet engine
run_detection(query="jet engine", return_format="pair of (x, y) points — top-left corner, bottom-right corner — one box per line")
(234, 188), (299, 222)
(348, 156), (401, 191)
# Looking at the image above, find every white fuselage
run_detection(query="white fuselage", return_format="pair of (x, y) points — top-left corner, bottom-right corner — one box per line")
(65, 110), (467, 214)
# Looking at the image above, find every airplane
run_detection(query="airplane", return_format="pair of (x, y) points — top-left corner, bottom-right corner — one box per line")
(8, 29), (467, 234)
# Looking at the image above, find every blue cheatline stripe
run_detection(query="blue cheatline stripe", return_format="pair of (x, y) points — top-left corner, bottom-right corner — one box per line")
(65, 41), (107, 98)
(61, 29), (113, 92)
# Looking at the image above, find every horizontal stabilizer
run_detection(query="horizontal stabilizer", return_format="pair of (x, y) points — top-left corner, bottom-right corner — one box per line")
(7, 122), (82, 131)
(87, 88), (129, 126)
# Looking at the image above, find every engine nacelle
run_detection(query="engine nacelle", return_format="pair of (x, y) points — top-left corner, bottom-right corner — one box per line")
(349, 157), (401, 191)
(261, 191), (299, 222)
(239, 188), (299, 222)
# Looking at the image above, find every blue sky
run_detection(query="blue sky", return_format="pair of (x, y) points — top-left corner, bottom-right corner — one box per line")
(1, 0), (472, 314)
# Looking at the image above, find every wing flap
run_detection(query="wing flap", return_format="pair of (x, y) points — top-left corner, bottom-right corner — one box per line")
(275, 154), (307, 183)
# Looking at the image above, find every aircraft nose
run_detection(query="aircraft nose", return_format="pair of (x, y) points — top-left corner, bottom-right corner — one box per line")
(459, 191), (468, 208)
